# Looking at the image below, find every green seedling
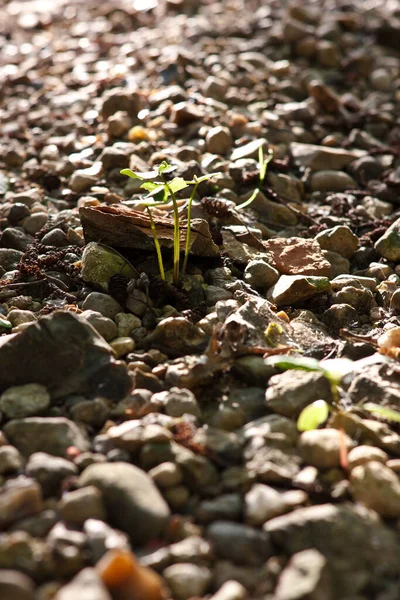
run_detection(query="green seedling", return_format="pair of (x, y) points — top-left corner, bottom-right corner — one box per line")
(297, 399), (330, 432)
(121, 162), (220, 284)
(236, 145), (273, 210)
(363, 403), (400, 423)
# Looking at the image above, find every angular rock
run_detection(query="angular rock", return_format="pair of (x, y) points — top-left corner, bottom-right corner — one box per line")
(4, 417), (89, 457)
(267, 275), (330, 307)
(350, 461), (400, 518)
(265, 504), (400, 596)
(263, 238), (331, 277)
(0, 312), (131, 400)
(290, 143), (365, 170)
(315, 226), (358, 259)
(81, 242), (137, 292)
(79, 462), (170, 544)
(374, 217), (400, 261)
(266, 370), (332, 418)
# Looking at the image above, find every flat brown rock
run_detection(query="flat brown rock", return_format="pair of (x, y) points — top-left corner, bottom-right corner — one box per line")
(263, 238), (331, 277)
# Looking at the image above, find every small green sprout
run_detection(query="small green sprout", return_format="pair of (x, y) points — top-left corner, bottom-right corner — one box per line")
(297, 399), (330, 432)
(363, 403), (400, 423)
(121, 162), (220, 284)
(236, 145), (273, 210)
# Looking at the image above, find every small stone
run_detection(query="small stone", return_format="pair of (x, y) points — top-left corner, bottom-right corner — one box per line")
(299, 429), (355, 469)
(275, 549), (332, 600)
(25, 452), (77, 497)
(101, 89), (141, 118)
(1, 228), (32, 251)
(310, 170), (357, 192)
(23, 213), (48, 235)
(171, 102), (202, 126)
(79, 462), (170, 544)
(0, 569), (35, 600)
(244, 260), (280, 290)
(370, 68), (392, 91)
(207, 521), (273, 565)
(107, 111), (132, 138)
(315, 226), (358, 258)
(321, 304), (359, 330)
(231, 139), (267, 162)
(163, 563), (211, 600)
(70, 170), (98, 193)
(209, 580), (247, 600)
(155, 387), (201, 418)
(110, 336), (135, 358)
(290, 143), (364, 170)
(263, 238), (331, 277)
(149, 462), (183, 488)
(197, 494), (242, 523)
(82, 310), (118, 341)
(317, 40), (341, 67)
(70, 398), (109, 427)
(206, 126), (233, 155)
(164, 485), (190, 509)
(0, 384), (50, 419)
(81, 242), (136, 292)
(4, 417), (90, 457)
(0, 445), (23, 474)
(245, 484), (296, 526)
(347, 446), (388, 471)
(375, 218), (400, 261)
(350, 461), (400, 518)
(126, 288), (148, 317)
(266, 370), (332, 418)
(82, 292), (121, 320)
(267, 275), (330, 307)
(41, 228), (69, 247)
(203, 76), (228, 101)
(58, 486), (106, 525)
(0, 477), (43, 529)
(331, 286), (373, 314)
(7, 310), (36, 327)
(54, 567), (111, 600)
(100, 147), (130, 170)
(7, 203), (31, 225)
(0, 249), (23, 271)
(115, 313), (141, 337)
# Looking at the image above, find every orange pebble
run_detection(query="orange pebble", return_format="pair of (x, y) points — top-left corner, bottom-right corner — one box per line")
(277, 310), (290, 323)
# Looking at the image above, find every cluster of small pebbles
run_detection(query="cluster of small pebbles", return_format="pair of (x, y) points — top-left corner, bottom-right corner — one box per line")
(1, 0), (400, 599)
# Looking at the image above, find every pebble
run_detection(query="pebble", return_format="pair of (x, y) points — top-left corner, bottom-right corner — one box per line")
(115, 313), (141, 337)
(0, 477), (43, 529)
(0, 248), (23, 271)
(275, 549), (331, 600)
(107, 111), (132, 138)
(267, 275), (330, 307)
(263, 238), (331, 277)
(79, 462), (170, 544)
(155, 387), (201, 418)
(7, 310), (36, 327)
(70, 398), (109, 427)
(206, 126), (233, 155)
(370, 68), (392, 91)
(209, 580), (247, 600)
(55, 568), (111, 600)
(82, 292), (121, 320)
(101, 89), (141, 118)
(374, 217), (400, 261)
(163, 563), (211, 600)
(206, 521), (273, 565)
(196, 493), (242, 523)
(321, 304), (359, 329)
(299, 429), (355, 469)
(350, 461), (400, 518)
(290, 143), (364, 170)
(3, 417), (90, 457)
(58, 486), (106, 525)
(82, 310), (118, 342)
(110, 336), (135, 358)
(1, 228), (32, 251)
(0, 569), (35, 600)
(23, 213), (48, 235)
(25, 452), (77, 497)
(244, 259), (280, 290)
(310, 170), (357, 192)
(0, 445), (24, 474)
(315, 225), (358, 258)
(81, 242), (136, 292)
(266, 370), (332, 418)
(41, 228), (69, 247)
(245, 484), (295, 526)
(347, 445), (388, 471)
(0, 384), (50, 419)
(149, 462), (183, 488)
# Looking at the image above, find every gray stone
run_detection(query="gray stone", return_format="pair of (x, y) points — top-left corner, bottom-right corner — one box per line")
(81, 242), (136, 292)
(54, 567), (111, 600)
(350, 461), (400, 518)
(4, 417), (89, 457)
(266, 370), (332, 418)
(82, 310), (117, 342)
(155, 387), (201, 418)
(0, 312), (131, 400)
(196, 494), (242, 523)
(275, 549), (332, 600)
(163, 563), (212, 600)
(310, 170), (357, 192)
(7, 310), (36, 327)
(115, 313), (141, 337)
(245, 484), (306, 526)
(375, 218), (400, 261)
(82, 292), (121, 320)
(23, 213), (48, 235)
(0, 384), (50, 419)
(207, 521), (273, 565)
(268, 275), (330, 307)
(315, 226), (358, 259)
(347, 446), (388, 471)
(0, 249), (23, 271)
(58, 486), (106, 525)
(209, 580), (247, 600)
(299, 429), (355, 470)
(0, 445), (23, 474)
(244, 260), (280, 290)
(79, 462), (170, 544)
(25, 452), (77, 497)
(101, 88), (141, 118)
(265, 504), (400, 596)
(149, 462), (183, 488)
(206, 126), (233, 155)
(290, 143), (365, 170)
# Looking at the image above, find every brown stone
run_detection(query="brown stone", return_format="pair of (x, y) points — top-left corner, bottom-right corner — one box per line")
(263, 238), (331, 277)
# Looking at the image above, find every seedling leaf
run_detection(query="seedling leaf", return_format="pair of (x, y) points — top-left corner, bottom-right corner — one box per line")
(120, 168), (144, 180)
(264, 355), (322, 372)
(363, 403), (400, 423)
(297, 400), (330, 431)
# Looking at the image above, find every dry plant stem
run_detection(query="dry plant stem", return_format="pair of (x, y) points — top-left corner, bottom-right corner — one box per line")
(182, 183), (199, 275)
(161, 175), (180, 284)
(146, 206), (165, 280)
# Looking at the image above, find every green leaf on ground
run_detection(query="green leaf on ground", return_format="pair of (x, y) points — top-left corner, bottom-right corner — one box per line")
(297, 400), (330, 431)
